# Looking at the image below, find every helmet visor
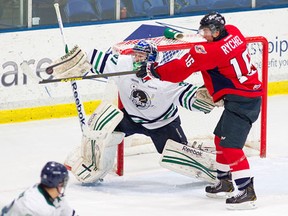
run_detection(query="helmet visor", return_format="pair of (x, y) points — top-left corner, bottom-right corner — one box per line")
(198, 27), (213, 38)
(57, 176), (69, 197)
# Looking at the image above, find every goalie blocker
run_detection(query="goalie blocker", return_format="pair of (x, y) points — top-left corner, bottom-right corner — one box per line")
(160, 139), (217, 183)
(46, 45), (92, 78)
(64, 101), (124, 183)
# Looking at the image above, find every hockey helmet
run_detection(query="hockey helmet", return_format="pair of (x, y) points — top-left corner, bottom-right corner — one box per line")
(199, 11), (226, 34)
(132, 40), (158, 62)
(40, 161), (69, 188)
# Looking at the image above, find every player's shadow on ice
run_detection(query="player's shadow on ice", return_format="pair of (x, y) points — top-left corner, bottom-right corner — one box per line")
(70, 178), (208, 195)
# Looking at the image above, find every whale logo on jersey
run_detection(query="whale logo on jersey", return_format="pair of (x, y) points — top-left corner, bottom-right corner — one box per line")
(130, 89), (151, 110)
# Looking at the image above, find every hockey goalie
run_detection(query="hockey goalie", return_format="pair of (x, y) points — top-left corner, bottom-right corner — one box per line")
(50, 41), (221, 184)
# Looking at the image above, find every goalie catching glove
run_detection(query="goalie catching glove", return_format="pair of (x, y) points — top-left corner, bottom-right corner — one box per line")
(64, 101), (124, 183)
(46, 45), (92, 78)
(192, 85), (223, 114)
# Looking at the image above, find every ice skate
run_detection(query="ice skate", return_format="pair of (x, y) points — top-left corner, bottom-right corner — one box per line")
(205, 175), (235, 198)
(226, 178), (257, 210)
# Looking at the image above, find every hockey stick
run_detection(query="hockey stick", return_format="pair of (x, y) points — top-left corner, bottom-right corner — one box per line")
(39, 70), (137, 84)
(53, 3), (86, 131)
(155, 21), (198, 32)
(53, 3), (125, 177)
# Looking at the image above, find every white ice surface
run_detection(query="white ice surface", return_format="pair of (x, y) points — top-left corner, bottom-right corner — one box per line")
(0, 95), (288, 215)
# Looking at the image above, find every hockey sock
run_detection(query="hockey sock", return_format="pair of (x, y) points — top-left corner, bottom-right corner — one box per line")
(221, 147), (251, 190)
(214, 136), (230, 179)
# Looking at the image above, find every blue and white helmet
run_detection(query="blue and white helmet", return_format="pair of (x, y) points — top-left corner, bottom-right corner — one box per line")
(40, 161), (69, 188)
(132, 39), (158, 62)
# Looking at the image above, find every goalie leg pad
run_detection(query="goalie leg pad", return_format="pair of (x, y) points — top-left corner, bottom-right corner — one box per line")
(81, 101), (123, 161)
(159, 139), (217, 183)
(97, 131), (125, 172)
(64, 146), (103, 183)
(65, 132), (124, 184)
(67, 101), (124, 183)
(85, 101), (123, 139)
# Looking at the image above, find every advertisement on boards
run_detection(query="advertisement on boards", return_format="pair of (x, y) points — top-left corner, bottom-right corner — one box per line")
(0, 8), (287, 111)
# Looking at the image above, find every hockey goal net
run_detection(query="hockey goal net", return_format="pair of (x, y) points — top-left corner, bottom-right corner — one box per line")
(113, 34), (268, 176)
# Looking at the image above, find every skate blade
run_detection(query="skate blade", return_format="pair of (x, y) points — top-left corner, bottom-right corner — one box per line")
(226, 201), (257, 210)
(206, 191), (234, 199)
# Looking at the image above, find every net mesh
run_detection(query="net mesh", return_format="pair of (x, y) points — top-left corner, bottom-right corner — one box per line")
(113, 34), (204, 54)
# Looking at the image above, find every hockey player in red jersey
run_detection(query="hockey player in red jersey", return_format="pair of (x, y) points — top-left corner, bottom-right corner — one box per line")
(141, 12), (262, 210)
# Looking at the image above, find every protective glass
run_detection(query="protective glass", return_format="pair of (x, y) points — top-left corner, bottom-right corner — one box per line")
(198, 27), (213, 38)
(58, 176), (69, 197)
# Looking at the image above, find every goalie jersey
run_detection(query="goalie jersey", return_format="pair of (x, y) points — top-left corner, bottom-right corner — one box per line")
(88, 49), (200, 130)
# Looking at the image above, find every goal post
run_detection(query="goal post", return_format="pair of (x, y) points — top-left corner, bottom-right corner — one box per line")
(246, 36), (268, 158)
(114, 35), (269, 176)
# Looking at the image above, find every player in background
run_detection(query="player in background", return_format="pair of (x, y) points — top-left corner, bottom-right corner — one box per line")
(139, 12), (262, 210)
(1, 161), (78, 216)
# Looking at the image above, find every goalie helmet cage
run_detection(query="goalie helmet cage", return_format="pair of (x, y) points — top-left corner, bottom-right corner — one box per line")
(114, 36), (268, 176)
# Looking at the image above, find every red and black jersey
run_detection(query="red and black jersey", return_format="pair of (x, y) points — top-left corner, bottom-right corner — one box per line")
(155, 25), (263, 102)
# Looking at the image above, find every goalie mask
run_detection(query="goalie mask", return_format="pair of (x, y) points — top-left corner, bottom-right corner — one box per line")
(132, 40), (158, 63)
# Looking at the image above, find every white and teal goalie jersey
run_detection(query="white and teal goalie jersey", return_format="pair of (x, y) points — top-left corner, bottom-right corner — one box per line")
(88, 49), (200, 130)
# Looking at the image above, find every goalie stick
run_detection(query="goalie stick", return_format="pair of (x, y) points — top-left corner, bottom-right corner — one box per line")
(39, 70), (138, 84)
(53, 3), (124, 177)
(53, 3), (87, 132)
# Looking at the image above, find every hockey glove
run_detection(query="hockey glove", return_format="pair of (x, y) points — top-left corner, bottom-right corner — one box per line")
(136, 62), (160, 81)
(192, 86), (221, 114)
(46, 45), (92, 79)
